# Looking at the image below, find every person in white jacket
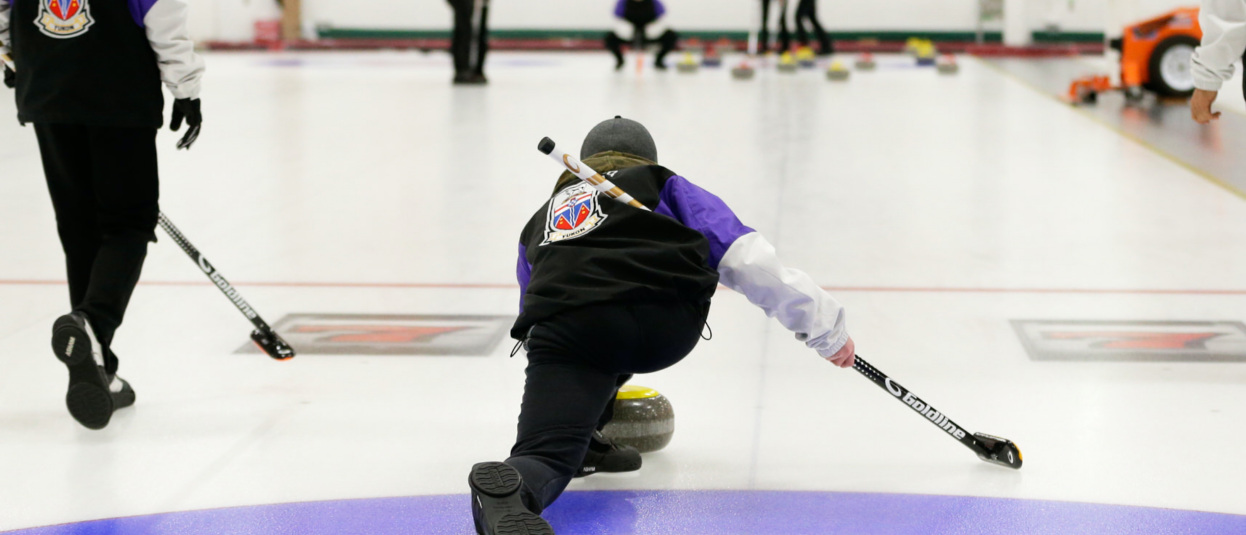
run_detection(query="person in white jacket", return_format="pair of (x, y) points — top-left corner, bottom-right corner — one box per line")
(1190, 0), (1246, 123)
(1, 0), (204, 430)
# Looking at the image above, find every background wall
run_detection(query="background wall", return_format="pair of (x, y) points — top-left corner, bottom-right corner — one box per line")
(187, 0), (1197, 43)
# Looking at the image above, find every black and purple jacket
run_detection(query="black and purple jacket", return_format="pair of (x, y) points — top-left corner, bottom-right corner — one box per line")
(0, 0), (203, 126)
(513, 154), (750, 338)
(513, 152), (850, 360)
(614, 0), (666, 26)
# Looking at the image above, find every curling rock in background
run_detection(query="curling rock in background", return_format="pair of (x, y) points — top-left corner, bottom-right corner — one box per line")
(777, 52), (798, 73)
(702, 46), (723, 67)
(936, 54), (959, 74)
(915, 43), (937, 66)
(905, 37), (932, 56)
(826, 61), (850, 81)
(855, 52), (876, 71)
(796, 47), (817, 68)
(677, 52), (699, 73)
(731, 61), (756, 79)
(601, 385), (675, 453)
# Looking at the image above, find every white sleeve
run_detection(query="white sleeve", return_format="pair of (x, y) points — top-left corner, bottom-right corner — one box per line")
(144, 0), (205, 100)
(1192, 0), (1246, 91)
(1, 0), (12, 59)
(717, 232), (849, 358)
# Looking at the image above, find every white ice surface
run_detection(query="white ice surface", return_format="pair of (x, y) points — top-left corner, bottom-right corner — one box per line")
(0, 52), (1244, 531)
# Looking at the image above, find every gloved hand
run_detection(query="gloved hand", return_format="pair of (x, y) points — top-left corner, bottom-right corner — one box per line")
(3, 65), (13, 89)
(170, 98), (202, 150)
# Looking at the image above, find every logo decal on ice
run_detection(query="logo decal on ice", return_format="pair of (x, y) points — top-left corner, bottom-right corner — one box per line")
(236, 314), (513, 356)
(541, 182), (608, 246)
(35, 0), (94, 38)
(1012, 320), (1246, 362)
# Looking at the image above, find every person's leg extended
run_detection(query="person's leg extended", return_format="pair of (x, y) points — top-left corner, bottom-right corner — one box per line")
(794, 2), (810, 46)
(449, 0), (473, 80)
(653, 26), (679, 70)
(469, 307), (626, 535)
(759, 0), (772, 54)
(472, 0), (490, 77)
(798, 0), (832, 55)
(35, 124), (100, 312)
(507, 350), (620, 511)
(81, 126), (159, 376)
(777, 0), (792, 53)
(510, 299), (707, 491)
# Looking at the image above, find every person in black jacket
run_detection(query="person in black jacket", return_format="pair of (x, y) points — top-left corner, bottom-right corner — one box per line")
(447, 0), (490, 84)
(0, 0), (204, 430)
(467, 117), (856, 535)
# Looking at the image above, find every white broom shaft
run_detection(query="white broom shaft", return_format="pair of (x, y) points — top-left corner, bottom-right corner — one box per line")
(539, 139), (651, 211)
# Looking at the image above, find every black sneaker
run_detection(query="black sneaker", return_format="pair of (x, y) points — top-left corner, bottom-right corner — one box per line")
(575, 430), (642, 478)
(454, 72), (488, 85)
(468, 462), (554, 535)
(51, 312), (136, 430)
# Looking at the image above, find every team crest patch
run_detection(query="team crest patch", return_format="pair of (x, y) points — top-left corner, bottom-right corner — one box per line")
(541, 182), (608, 245)
(36, 0), (94, 39)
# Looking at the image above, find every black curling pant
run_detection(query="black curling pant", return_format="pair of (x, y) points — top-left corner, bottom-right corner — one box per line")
(604, 24), (679, 68)
(760, 0), (791, 54)
(506, 299), (708, 514)
(448, 0), (490, 76)
(34, 123), (159, 375)
(794, 0), (832, 54)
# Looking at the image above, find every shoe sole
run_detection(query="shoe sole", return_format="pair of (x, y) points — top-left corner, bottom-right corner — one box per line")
(469, 462), (554, 535)
(51, 315), (114, 430)
(495, 512), (554, 535)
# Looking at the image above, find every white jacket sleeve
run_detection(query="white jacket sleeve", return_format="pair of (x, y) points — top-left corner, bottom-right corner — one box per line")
(1192, 0), (1246, 91)
(0, 0), (12, 60)
(717, 232), (849, 358)
(143, 0), (205, 100)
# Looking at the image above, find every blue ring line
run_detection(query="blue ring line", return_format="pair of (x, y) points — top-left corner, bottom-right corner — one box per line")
(5, 490), (1244, 535)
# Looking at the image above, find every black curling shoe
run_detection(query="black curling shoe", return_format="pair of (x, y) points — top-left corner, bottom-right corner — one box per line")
(51, 312), (136, 430)
(575, 430), (642, 478)
(469, 462), (554, 535)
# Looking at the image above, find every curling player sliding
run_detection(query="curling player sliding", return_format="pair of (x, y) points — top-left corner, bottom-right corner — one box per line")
(468, 116), (856, 535)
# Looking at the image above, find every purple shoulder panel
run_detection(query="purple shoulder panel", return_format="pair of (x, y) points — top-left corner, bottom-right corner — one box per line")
(128, 0), (160, 27)
(654, 0), (666, 18)
(614, 0), (627, 18)
(656, 175), (754, 269)
(517, 243), (533, 311)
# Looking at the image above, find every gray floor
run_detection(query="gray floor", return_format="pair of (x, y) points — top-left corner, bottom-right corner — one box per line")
(985, 57), (1246, 199)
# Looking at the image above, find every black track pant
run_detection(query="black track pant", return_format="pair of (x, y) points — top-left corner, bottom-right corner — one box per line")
(34, 124), (159, 375)
(760, 0), (791, 54)
(794, 0), (833, 54)
(506, 299), (708, 514)
(449, 0), (489, 76)
(604, 25), (679, 69)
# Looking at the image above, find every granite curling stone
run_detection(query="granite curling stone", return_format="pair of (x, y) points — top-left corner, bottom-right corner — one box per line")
(601, 385), (675, 453)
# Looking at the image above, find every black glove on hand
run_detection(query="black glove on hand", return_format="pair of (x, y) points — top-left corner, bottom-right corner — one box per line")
(3, 65), (14, 89)
(170, 98), (202, 150)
